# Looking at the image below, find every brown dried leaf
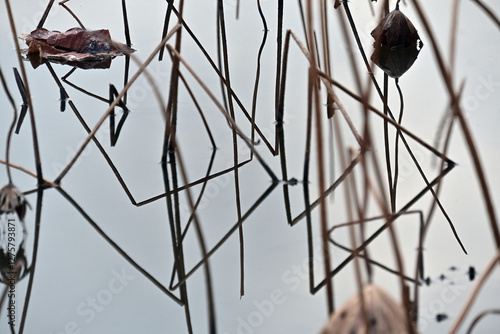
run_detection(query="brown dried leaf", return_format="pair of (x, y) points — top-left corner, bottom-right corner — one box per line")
(20, 27), (134, 69)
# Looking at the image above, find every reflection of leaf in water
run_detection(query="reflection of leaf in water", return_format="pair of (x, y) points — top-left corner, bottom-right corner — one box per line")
(0, 183), (30, 223)
(371, 44), (421, 79)
(371, 7), (423, 78)
(20, 27), (134, 69)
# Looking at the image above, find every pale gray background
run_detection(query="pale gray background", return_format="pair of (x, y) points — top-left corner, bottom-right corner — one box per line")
(1, 0), (499, 333)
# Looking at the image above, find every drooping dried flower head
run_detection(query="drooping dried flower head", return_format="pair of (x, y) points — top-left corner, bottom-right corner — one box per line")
(0, 183), (31, 222)
(371, 7), (422, 49)
(371, 6), (423, 78)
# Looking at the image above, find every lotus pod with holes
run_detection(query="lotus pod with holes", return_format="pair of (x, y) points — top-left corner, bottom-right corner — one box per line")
(320, 284), (417, 334)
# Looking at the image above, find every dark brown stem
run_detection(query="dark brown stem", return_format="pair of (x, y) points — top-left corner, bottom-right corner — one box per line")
(0, 67), (16, 184)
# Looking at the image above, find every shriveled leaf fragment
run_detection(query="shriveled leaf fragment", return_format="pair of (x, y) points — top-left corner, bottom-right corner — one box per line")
(370, 7), (423, 78)
(20, 27), (134, 69)
(320, 284), (416, 334)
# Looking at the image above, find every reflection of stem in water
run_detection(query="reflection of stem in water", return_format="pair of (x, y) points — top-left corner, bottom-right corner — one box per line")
(319, 0), (336, 201)
(275, 0), (284, 128)
(61, 67), (108, 103)
(158, 0), (174, 61)
(277, 28), (292, 224)
(121, 0), (132, 47)
(303, 75), (314, 292)
(123, 55), (131, 104)
(0, 67), (16, 184)
(392, 78), (404, 212)
(13, 69), (28, 134)
(251, 0), (268, 156)
(216, 0), (245, 299)
(383, 74), (393, 210)
(216, 2), (229, 121)
(109, 84), (130, 147)
(37, 0), (55, 28)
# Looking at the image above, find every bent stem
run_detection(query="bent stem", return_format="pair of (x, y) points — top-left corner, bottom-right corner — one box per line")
(392, 78), (405, 211)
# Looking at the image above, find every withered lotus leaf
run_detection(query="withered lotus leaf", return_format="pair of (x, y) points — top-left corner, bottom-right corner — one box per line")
(20, 27), (134, 69)
(370, 7), (423, 78)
